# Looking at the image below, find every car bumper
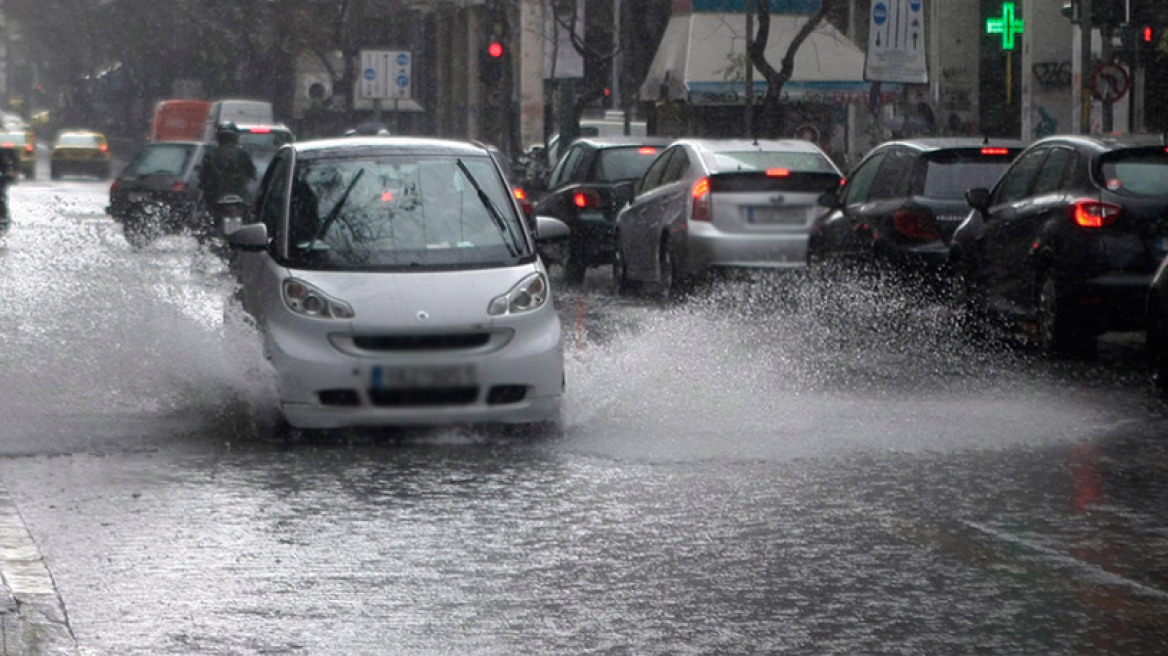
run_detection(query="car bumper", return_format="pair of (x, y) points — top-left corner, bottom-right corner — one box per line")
(1079, 272), (1155, 332)
(267, 309), (565, 429)
(685, 223), (808, 274)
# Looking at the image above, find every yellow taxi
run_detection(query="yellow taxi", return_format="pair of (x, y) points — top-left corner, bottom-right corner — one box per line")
(51, 130), (111, 180)
(0, 129), (37, 180)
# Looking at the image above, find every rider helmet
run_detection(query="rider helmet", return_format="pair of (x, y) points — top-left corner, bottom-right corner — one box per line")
(216, 122), (240, 144)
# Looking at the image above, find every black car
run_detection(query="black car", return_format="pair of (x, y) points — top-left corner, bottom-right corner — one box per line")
(107, 141), (208, 247)
(531, 136), (671, 285)
(951, 135), (1168, 354)
(809, 138), (1024, 280)
(1148, 253), (1168, 392)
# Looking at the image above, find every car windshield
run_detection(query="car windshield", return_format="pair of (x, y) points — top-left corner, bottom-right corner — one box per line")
(57, 134), (102, 147)
(287, 154), (529, 270)
(703, 149), (836, 174)
(592, 146), (661, 182)
(921, 155), (1015, 199)
(124, 144), (194, 177)
(1100, 150), (1168, 196)
(0, 132), (30, 145)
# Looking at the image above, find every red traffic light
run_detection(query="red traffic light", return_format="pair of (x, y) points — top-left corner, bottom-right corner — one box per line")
(1143, 25), (1154, 44)
(488, 42), (504, 58)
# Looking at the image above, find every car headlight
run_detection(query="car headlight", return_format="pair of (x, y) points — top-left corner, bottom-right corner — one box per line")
(488, 272), (549, 316)
(282, 278), (355, 319)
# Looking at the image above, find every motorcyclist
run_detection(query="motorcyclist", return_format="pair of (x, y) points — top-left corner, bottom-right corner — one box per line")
(198, 122), (257, 235)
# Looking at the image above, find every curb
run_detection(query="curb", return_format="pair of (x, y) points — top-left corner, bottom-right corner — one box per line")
(0, 484), (77, 655)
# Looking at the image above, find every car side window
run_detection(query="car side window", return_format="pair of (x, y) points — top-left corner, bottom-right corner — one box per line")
(868, 149), (912, 201)
(549, 145), (586, 189)
(994, 147), (1048, 204)
(842, 152), (886, 206)
(637, 148), (677, 195)
(1030, 147), (1075, 196)
(661, 148), (690, 184)
(258, 153), (290, 245)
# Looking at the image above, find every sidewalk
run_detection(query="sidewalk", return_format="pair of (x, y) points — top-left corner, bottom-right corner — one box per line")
(0, 484), (77, 655)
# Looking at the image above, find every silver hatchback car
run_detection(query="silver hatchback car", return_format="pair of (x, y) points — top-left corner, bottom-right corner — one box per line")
(613, 139), (842, 298)
(229, 137), (567, 433)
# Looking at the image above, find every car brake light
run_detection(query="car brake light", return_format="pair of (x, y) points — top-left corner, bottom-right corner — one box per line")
(1067, 199), (1121, 228)
(380, 191), (394, 202)
(25, 144), (33, 153)
(100, 144), (109, 153)
(0, 142), (13, 149)
(171, 182), (187, 192)
(110, 180), (119, 195)
(512, 187), (527, 201)
(892, 208), (941, 240)
(573, 189), (602, 209)
(248, 127), (272, 134)
(766, 168), (790, 177)
(981, 148), (1010, 156)
(691, 177), (711, 222)
(638, 147), (658, 155)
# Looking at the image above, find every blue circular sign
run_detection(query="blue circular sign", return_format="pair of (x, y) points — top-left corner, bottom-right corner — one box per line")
(909, 0), (921, 11)
(397, 53), (409, 67)
(873, 3), (887, 25)
(363, 68), (375, 81)
(396, 75), (409, 88)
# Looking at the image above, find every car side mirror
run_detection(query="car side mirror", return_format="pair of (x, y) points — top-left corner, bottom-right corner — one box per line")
(965, 188), (991, 216)
(227, 222), (269, 251)
(817, 191), (841, 209)
(611, 180), (636, 208)
(535, 215), (570, 242)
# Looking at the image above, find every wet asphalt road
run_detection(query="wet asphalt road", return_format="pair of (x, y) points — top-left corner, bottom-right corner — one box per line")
(1, 179), (1168, 654)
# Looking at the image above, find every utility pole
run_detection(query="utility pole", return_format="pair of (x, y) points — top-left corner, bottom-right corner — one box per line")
(745, 7), (754, 139)
(1080, 0), (1094, 133)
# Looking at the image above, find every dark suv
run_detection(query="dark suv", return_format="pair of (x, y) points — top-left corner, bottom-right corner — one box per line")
(950, 135), (1168, 353)
(809, 138), (1023, 280)
(532, 136), (670, 285)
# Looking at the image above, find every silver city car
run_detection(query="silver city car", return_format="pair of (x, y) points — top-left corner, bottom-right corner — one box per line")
(229, 137), (568, 432)
(613, 139), (842, 298)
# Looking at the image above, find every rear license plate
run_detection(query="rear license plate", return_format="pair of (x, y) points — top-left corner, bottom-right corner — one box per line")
(372, 365), (476, 389)
(745, 206), (803, 225)
(128, 192), (149, 202)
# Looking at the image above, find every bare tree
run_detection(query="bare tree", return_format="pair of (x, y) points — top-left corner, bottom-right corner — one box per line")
(746, 0), (830, 139)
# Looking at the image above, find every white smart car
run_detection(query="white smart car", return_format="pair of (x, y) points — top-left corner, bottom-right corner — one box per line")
(229, 137), (568, 434)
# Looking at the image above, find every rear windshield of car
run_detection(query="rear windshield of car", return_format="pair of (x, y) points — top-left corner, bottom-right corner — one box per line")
(240, 130), (293, 152)
(56, 134), (103, 147)
(287, 154), (530, 270)
(592, 146), (661, 182)
(0, 132), (30, 145)
(702, 150), (837, 174)
(920, 151), (1017, 199)
(1099, 149), (1168, 197)
(124, 144), (195, 177)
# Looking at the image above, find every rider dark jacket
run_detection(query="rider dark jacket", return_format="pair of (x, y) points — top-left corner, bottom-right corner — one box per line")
(199, 128), (256, 202)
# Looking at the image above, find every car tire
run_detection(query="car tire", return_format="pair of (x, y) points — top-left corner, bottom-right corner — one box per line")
(122, 209), (162, 249)
(652, 235), (676, 302)
(1149, 301), (1168, 393)
(1036, 270), (1094, 356)
(611, 238), (635, 296)
(563, 241), (587, 287)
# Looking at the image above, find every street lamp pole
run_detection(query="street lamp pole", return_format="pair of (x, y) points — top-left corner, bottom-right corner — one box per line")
(1080, 0), (1094, 133)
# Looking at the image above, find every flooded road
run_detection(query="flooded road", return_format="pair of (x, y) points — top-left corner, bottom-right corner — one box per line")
(1, 180), (1168, 654)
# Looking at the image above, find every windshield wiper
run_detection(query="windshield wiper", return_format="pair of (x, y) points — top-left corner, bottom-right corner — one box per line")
(455, 159), (520, 257)
(306, 168), (365, 248)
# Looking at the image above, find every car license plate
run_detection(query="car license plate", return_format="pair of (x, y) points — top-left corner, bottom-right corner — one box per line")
(128, 192), (149, 202)
(372, 365), (476, 389)
(746, 206), (803, 225)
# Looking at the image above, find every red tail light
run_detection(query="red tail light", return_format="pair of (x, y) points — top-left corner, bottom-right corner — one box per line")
(691, 177), (711, 222)
(100, 144), (109, 153)
(512, 187), (527, 201)
(637, 147), (658, 156)
(766, 168), (790, 177)
(1067, 199), (1121, 228)
(892, 208), (941, 240)
(110, 179), (119, 195)
(0, 142), (13, 149)
(171, 182), (187, 192)
(248, 127), (272, 134)
(573, 189), (602, 209)
(24, 144), (33, 153)
(981, 147), (1011, 156)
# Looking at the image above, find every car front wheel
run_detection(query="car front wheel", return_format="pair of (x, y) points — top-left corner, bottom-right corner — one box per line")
(1036, 270), (1094, 355)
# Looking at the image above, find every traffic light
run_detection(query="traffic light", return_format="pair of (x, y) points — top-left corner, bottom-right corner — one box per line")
(488, 41), (504, 59)
(1143, 25), (1155, 44)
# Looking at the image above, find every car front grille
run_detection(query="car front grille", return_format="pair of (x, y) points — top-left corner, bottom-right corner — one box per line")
(353, 333), (491, 351)
(368, 387), (479, 406)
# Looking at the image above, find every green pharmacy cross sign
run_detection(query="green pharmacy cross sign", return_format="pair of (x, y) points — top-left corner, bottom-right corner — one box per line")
(986, 2), (1025, 51)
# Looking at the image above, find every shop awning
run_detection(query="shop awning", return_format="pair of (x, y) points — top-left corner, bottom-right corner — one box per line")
(640, 11), (901, 107)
